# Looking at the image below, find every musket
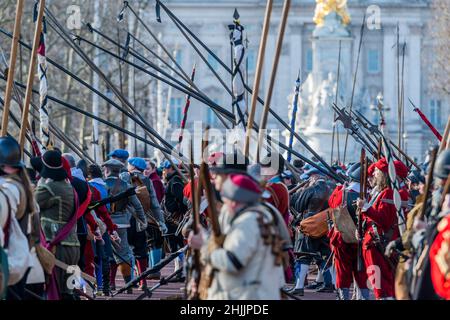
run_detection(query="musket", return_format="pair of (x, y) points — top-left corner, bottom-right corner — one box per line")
(418, 146), (438, 221)
(352, 110), (421, 170)
(88, 187), (136, 210)
(357, 148), (367, 272)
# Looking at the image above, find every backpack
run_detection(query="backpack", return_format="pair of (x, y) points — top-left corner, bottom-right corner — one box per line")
(131, 174), (151, 213)
(0, 186), (32, 288)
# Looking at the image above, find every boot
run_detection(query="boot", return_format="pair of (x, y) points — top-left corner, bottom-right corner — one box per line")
(110, 263), (118, 291)
(118, 263), (133, 294)
(136, 258), (149, 290)
(337, 288), (350, 300)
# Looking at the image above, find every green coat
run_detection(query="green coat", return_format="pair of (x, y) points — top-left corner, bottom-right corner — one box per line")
(35, 179), (79, 247)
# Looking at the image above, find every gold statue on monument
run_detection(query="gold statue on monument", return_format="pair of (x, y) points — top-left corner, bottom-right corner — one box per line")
(313, 0), (351, 26)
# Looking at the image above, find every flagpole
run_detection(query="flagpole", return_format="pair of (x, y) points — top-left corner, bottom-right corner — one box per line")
(287, 71), (301, 163)
(257, 0), (291, 160)
(343, 14), (365, 164)
(331, 40), (342, 164)
(19, 0), (45, 153)
(244, 0), (273, 159)
(1, 0), (24, 137)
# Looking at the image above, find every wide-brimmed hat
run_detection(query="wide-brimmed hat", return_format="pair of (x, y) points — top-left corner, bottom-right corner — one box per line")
(210, 150), (248, 175)
(221, 174), (262, 204)
(102, 159), (124, 169)
(40, 150), (68, 181)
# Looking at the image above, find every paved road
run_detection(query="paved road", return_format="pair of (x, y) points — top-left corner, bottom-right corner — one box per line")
(91, 262), (337, 301)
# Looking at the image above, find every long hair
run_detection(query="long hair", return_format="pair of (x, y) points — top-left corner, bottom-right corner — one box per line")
(18, 167), (37, 214)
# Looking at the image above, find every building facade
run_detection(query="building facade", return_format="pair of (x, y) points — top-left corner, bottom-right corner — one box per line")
(143, 0), (447, 162)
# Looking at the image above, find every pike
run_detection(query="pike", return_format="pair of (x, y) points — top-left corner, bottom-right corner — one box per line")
(72, 32), (234, 124)
(155, 0), (338, 179)
(409, 99), (443, 141)
(178, 64), (197, 149)
(343, 13), (366, 163)
(418, 146), (438, 221)
(186, 138), (201, 300)
(331, 103), (377, 157)
(87, 24), (230, 129)
(75, 27), (344, 182)
(0, 27), (183, 158)
(245, 0), (273, 158)
(257, 0), (291, 161)
(0, 74), (174, 156)
(43, 8), (190, 179)
(0, 0), (24, 137)
(18, 0), (45, 153)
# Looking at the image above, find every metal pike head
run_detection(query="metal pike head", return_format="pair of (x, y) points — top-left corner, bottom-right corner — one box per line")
(233, 8), (240, 21)
(332, 104), (353, 130)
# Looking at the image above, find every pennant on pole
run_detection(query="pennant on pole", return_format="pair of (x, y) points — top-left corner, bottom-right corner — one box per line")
(177, 64), (196, 149)
(228, 9), (247, 128)
(34, 1), (52, 150)
(409, 99), (442, 141)
(287, 71), (301, 163)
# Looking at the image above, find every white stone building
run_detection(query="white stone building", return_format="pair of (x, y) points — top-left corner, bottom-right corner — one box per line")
(142, 0), (448, 162)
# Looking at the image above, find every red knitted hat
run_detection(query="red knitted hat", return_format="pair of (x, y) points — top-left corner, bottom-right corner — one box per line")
(373, 158), (389, 174)
(221, 174), (262, 203)
(394, 160), (409, 179)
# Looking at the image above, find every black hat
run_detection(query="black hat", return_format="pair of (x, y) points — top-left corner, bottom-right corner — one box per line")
(347, 162), (361, 182)
(434, 150), (450, 179)
(40, 150), (67, 181)
(209, 150), (248, 175)
(293, 159), (304, 169)
(260, 152), (285, 175)
(0, 136), (24, 168)
(407, 169), (425, 184)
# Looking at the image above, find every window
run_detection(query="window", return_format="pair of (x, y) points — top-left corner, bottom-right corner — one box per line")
(367, 49), (380, 73)
(246, 49), (256, 73)
(430, 99), (442, 128)
(207, 50), (219, 71)
(175, 50), (183, 66)
(205, 99), (219, 126)
(305, 48), (313, 72)
(170, 98), (183, 125)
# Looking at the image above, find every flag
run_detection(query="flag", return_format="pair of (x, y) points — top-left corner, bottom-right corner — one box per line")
(228, 9), (246, 128)
(34, 1), (52, 150)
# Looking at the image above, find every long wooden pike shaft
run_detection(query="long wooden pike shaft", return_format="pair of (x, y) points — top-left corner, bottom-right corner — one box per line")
(257, 0), (291, 159)
(244, 0), (273, 158)
(1, 0), (24, 137)
(19, 0), (45, 152)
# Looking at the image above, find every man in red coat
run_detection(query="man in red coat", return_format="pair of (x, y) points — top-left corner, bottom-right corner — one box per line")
(357, 158), (400, 299)
(328, 163), (369, 300)
(430, 212), (450, 300)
